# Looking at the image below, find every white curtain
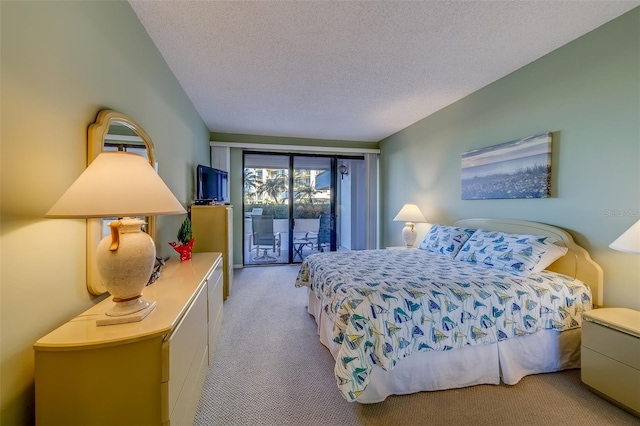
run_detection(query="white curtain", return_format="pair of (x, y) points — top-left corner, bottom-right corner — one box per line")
(210, 146), (230, 171)
(364, 153), (379, 249)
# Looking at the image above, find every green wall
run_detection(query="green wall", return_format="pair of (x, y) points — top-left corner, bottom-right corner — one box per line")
(1, 2), (210, 424)
(380, 9), (640, 310)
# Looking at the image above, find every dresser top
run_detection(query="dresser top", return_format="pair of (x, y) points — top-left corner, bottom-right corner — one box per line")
(583, 307), (640, 337)
(34, 252), (221, 350)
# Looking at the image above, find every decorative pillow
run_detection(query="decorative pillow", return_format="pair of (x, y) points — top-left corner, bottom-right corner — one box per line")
(418, 224), (476, 258)
(531, 243), (568, 273)
(453, 229), (558, 276)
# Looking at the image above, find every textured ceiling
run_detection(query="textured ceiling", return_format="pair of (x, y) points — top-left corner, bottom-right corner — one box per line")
(129, 1), (638, 142)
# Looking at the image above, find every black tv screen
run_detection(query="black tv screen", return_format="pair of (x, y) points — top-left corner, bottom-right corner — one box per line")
(197, 165), (228, 202)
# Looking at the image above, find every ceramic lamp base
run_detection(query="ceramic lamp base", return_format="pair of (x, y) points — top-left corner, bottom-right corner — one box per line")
(105, 297), (153, 316)
(97, 301), (156, 326)
(95, 218), (157, 326)
(402, 222), (417, 247)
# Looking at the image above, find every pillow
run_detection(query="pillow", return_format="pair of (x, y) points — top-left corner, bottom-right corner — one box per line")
(454, 229), (558, 276)
(418, 224), (476, 258)
(531, 243), (568, 273)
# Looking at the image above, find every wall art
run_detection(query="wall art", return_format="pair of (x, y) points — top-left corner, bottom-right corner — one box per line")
(461, 133), (551, 200)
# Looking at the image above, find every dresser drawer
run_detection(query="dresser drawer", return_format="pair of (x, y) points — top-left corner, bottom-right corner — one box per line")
(582, 320), (640, 370)
(169, 329), (208, 426)
(208, 260), (224, 363)
(207, 260), (223, 304)
(162, 283), (208, 422)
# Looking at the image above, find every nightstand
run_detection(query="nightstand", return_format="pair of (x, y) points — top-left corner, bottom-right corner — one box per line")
(581, 308), (640, 416)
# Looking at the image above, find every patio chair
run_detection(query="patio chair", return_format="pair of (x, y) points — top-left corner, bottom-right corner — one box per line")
(250, 214), (281, 260)
(244, 207), (263, 219)
(306, 214), (331, 252)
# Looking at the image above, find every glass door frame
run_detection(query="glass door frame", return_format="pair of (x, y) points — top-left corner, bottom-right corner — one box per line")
(242, 152), (290, 266)
(242, 151), (364, 265)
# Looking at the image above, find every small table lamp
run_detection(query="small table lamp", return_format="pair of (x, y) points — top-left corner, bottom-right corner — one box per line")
(393, 204), (426, 247)
(46, 152), (186, 325)
(610, 219), (640, 254)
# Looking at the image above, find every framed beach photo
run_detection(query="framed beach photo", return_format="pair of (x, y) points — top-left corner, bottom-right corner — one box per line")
(461, 133), (552, 200)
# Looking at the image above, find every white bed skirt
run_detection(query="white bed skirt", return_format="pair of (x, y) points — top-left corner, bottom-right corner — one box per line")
(307, 290), (581, 404)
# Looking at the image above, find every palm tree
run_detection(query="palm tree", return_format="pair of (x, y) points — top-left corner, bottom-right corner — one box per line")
(243, 169), (258, 202)
(244, 169), (257, 192)
(295, 181), (318, 204)
(293, 170), (317, 204)
(256, 173), (287, 203)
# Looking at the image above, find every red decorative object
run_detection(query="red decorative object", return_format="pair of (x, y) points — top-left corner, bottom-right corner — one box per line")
(169, 238), (194, 261)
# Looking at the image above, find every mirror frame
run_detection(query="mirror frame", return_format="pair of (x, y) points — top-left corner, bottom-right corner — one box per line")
(87, 110), (156, 295)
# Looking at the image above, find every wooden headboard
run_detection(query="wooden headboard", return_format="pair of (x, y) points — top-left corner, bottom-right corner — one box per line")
(454, 218), (604, 308)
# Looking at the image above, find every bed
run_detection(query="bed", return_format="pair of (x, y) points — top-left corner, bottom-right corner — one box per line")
(295, 218), (603, 403)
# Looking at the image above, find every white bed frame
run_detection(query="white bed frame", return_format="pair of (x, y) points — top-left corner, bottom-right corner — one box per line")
(307, 218), (604, 403)
(455, 218), (603, 307)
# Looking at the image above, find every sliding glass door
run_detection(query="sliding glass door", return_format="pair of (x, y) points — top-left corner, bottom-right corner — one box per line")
(243, 152), (365, 265)
(292, 156), (334, 262)
(243, 154), (290, 265)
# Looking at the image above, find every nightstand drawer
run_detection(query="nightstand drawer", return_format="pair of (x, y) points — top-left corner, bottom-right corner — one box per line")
(582, 320), (640, 370)
(582, 347), (640, 414)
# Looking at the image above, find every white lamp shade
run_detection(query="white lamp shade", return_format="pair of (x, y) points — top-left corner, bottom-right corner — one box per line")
(393, 204), (426, 223)
(46, 152), (185, 218)
(610, 219), (640, 254)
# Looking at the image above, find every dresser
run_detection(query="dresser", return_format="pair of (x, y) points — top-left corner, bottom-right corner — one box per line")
(582, 308), (640, 416)
(191, 205), (234, 299)
(34, 253), (223, 426)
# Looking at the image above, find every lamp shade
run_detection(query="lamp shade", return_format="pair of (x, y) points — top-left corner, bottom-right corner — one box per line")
(393, 204), (426, 223)
(46, 152), (185, 218)
(610, 219), (640, 255)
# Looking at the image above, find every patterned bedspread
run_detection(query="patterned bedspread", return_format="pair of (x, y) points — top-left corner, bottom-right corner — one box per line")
(295, 249), (592, 401)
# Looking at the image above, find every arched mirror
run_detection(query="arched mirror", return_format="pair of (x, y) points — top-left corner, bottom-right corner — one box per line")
(87, 110), (156, 295)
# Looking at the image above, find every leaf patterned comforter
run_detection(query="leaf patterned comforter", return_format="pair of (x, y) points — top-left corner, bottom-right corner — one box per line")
(295, 249), (592, 402)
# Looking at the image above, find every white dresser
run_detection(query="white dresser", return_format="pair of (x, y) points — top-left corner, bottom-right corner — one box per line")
(582, 308), (640, 417)
(34, 252), (223, 426)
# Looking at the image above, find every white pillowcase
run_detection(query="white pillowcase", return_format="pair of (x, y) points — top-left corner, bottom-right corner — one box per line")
(531, 243), (569, 273)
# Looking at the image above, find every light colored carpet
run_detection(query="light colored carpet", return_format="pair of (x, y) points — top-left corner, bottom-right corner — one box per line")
(194, 265), (639, 426)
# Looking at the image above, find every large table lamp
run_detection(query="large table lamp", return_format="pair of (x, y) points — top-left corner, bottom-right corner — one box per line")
(610, 219), (640, 255)
(393, 204), (426, 247)
(46, 152), (186, 325)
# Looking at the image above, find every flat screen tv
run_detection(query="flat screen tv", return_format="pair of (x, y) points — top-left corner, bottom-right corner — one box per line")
(196, 165), (228, 202)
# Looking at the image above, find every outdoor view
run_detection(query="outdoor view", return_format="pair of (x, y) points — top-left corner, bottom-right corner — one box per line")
(243, 154), (333, 265)
(244, 168), (330, 220)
